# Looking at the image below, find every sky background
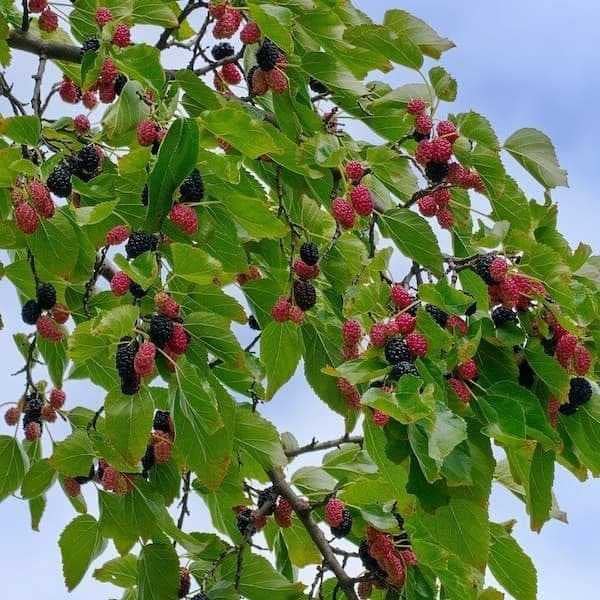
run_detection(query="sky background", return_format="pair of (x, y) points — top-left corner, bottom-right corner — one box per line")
(1, 1), (599, 598)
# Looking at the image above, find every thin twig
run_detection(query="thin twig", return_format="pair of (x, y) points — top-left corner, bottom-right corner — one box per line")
(285, 434), (363, 459)
(31, 55), (47, 115)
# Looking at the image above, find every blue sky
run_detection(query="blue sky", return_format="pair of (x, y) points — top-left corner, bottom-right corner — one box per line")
(1, 1), (599, 598)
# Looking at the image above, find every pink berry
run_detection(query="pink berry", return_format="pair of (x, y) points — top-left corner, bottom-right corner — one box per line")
(265, 68), (289, 94)
(28, 0), (47, 13)
(51, 304), (70, 325)
(169, 203), (198, 235)
(105, 224), (130, 246)
(345, 161), (365, 182)
(372, 410), (390, 427)
(288, 305), (305, 325)
(417, 195), (438, 217)
(369, 322), (388, 348)
(73, 114), (90, 134)
(271, 297), (291, 322)
(14, 202), (39, 234)
(100, 58), (119, 84)
(4, 407), (20, 426)
(49, 388), (66, 409)
(324, 498), (345, 527)
(350, 185), (374, 217)
(137, 119), (158, 146)
(436, 207), (454, 229)
(430, 138), (453, 162)
(449, 377), (471, 403)
(25, 421), (42, 441)
(110, 271), (131, 296)
(220, 62), (242, 85)
(446, 315), (468, 335)
(154, 291), (180, 319)
(112, 23), (131, 47)
(456, 358), (478, 381)
(555, 333), (578, 368)
(432, 187), (451, 208)
(415, 113), (433, 135)
(213, 7), (242, 39)
(415, 140), (434, 165)
(436, 120), (459, 143)
(240, 21), (261, 44)
(166, 323), (189, 355)
(293, 259), (319, 281)
(406, 97), (427, 115)
(39, 7), (58, 32)
(134, 342), (156, 377)
(59, 78), (81, 104)
(337, 378), (360, 408)
(489, 257), (509, 282)
(390, 284), (414, 310)
(99, 81), (116, 104)
(331, 197), (355, 229)
(36, 315), (63, 342)
(394, 313), (416, 335)
(82, 90), (98, 110)
(95, 7), (113, 26)
(342, 319), (363, 345)
(574, 344), (592, 376)
(405, 332), (428, 358)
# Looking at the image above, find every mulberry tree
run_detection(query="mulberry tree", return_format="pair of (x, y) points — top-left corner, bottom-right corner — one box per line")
(0, 1), (598, 599)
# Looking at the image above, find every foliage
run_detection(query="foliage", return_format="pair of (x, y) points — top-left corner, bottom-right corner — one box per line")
(0, 2), (598, 600)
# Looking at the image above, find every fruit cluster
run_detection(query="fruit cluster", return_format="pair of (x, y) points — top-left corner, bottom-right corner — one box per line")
(331, 162), (374, 229)
(248, 39), (289, 95)
(270, 242), (320, 324)
(21, 282), (69, 342)
(168, 169), (201, 236)
(447, 358), (478, 404)
(324, 497), (353, 538)
(141, 410), (175, 475)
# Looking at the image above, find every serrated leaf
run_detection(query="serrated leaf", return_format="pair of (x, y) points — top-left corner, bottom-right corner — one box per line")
(137, 543), (179, 600)
(429, 66), (457, 101)
(0, 435), (27, 502)
(59, 514), (106, 591)
(504, 127), (568, 189)
(94, 554), (138, 588)
(21, 458), (56, 499)
(49, 429), (95, 478)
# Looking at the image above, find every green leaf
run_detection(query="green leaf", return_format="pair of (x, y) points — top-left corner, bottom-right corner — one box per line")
(145, 118), (199, 230)
(260, 321), (303, 400)
(248, 4), (294, 52)
(301, 52), (369, 95)
(37, 335), (68, 387)
(429, 66), (457, 101)
(344, 24), (423, 70)
(170, 243), (223, 285)
(49, 429), (95, 478)
(94, 554), (138, 588)
(524, 340), (570, 397)
(113, 44), (165, 93)
(384, 9), (455, 59)
(0, 115), (41, 144)
(102, 80), (148, 144)
(0, 435), (27, 502)
(59, 514), (106, 591)
(455, 111), (499, 149)
(21, 458), (56, 499)
(186, 311), (244, 366)
(378, 208), (443, 276)
(504, 127), (568, 189)
(137, 543), (179, 600)
(29, 495), (46, 531)
(105, 387), (154, 469)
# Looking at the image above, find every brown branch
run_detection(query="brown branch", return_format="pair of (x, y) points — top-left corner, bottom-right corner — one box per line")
(21, 0), (29, 32)
(156, 0), (206, 50)
(0, 71), (26, 115)
(31, 56), (47, 116)
(267, 467), (359, 600)
(285, 434), (363, 459)
(176, 471), (192, 530)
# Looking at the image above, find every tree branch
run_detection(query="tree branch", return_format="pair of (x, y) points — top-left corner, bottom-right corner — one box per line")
(285, 434), (363, 459)
(8, 29), (81, 62)
(268, 467), (359, 600)
(156, 0), (205, 50)
(31, 56), (47, 116)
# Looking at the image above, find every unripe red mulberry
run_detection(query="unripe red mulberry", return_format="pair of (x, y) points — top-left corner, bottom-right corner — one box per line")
(134, 341), (156, 377)
(250, 67), (269, 96)
(28, 179), (51, 214)
(49, 388), (66, 409)
(369, 322), (388, 348)
(99, 81), (116, 103)
(342, 319), (363, 345)
(155, 291), (180, 319)
(4, 406), (20, 426)
(417, 195), (438, 217)
(489, 257), (509, 282)
(573, 343), (592, 376)
(106, 224), (130, 246)
(29, 0), (47, 12)
(399, 548), (418, 567)
(405, 332), (427, 358)
(414, 113), (432, 135)
(331, 197), (355, 229)
(436, 207), (454, 229)
(432, 187), (451, 208)
(14, 202), (40, 234)
(449, 377), (470, 403)
(41, 404), (57, 423)
(95, 6), (113, 26)
(372, 410), (390, 427)
(112, 23), (131, 47)
(240, 21), (261, 44)
(271, 296), (291, 322)
(51, 304), (70, 324)
(430, 137), (453, 162)
(293, 259), (319, 281)
(456, 358), (478, 381)
(169, 203), (198, 235)
(383, 553), (406, 587)
(110, 271), (131, 296)
(342, 342), (359, 360)
(357, 581), (372, 599)
(324, 498), (345, 527)
(59, 78), (81, 104)
(274, 497), (293, 527)
(337, 378), (360, 409)
(406, 97), (427, 115)
(288, 305), (305, 325)
(555, 333), (578, 368)
(547, 396), (560, 428)
(82, 90), (98, 109)
(137, 119), (159, 146)
(390, 284), (414, 310)
(39, 8), (58, 32)
(436, 120), (459, 143)
(220, 62), (242, 85)
(394, 313), (416, 335)
(350, 185), (374, 217)
(100, 58), (118, 85)
(415, 140), (434, 164)
(64, 477), (81, 498)
(25, 421), (42, 441)
(166, 323), (189, 355)
(265, 68), (289, 94)
(73, 114), (90, 134)
(345, 161), (365, 182)
(213, 7), (242, 39)
(36, 315), (63, 341)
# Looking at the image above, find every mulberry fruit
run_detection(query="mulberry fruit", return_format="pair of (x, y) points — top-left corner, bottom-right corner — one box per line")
(36, 282), (56, 310)
(568, 377), (592, 407)
(457, 358), (478, 381)
(256, 39), (280, 71)
(211, 42), (234, 60)
(425, 304), (448, 327)
(125, 231), (158, 259)
(240, 21), (261, 45)
(425, 161), (449, 183)
(299, 241), (319, 266)
(491, 306), (517, 327)
(274, 497), (293, 528)
(324, 498), (345, 527)
(36, 314), (63, 341)
(47, 164), (72, 198)
(345, 161), (365, 183)
(405, 332), (428, 358)
(330, 508), (352, 538)
(115, 337), (138, 378)
(331, 197), (355, 229)
(95, 7), (113, 26)
(155, 291), (180, 319)
(110, 271), (132, 296)
(293, 280), (316, 311)
(449, 377), (471, 403)
(390, 284), (414, 310)
(257, 487), (278, 515)
(384, 337), (411, 365)
(149, 314), (174, 348)
(406, 97), (427, 115)
(389, 361), (418, 381)
(350, 185), (374, 217)
(342, 320), (363, 345)
(169, 203), (198, 235)
(179, 168), (204, 202)
(22, 299), (41, 325)
(112, 23), (131, 48)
